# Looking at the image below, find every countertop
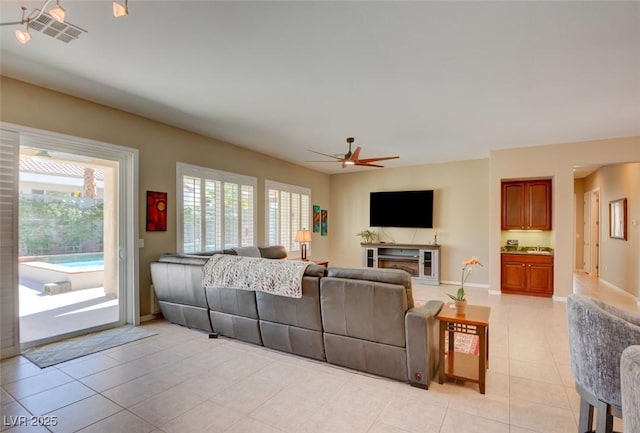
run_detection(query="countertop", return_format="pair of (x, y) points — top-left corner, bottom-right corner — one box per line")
(501, 246), (554, 256)
(501, 251), (553, 256)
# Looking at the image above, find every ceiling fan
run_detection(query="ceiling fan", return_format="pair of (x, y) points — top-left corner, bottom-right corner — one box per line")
(308, 137), (399, 168)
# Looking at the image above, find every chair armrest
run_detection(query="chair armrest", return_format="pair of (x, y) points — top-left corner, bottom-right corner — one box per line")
(405, 300), (444, 389)
(568, 295), (640, 407)
(621, 345), (640, 433)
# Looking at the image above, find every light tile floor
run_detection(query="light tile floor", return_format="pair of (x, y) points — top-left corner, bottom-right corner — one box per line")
(1, 272), (636, 433)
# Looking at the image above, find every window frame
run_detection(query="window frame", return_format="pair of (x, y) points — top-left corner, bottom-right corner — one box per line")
(265, 179), (311, 254)
(177, 162), (257, 253)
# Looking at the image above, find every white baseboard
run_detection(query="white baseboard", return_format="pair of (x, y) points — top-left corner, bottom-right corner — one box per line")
(140, 313), (161, 323)
(553, 296), (568, 303)
(440, 281), (490, 289)
(488, 290), (501, 296)
(598, 277), (624, 292)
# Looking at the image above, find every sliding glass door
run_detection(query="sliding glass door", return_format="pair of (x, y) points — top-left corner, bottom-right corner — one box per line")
(0, 124), (138, 354)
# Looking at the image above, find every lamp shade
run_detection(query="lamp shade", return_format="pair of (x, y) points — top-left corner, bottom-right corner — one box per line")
(295, 229), (312, 243)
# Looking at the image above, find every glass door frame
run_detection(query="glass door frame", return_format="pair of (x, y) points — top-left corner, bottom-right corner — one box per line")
(2, 122), (139, 350)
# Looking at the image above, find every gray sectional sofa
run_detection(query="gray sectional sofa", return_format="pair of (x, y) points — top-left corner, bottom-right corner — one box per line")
(150, 246), (443, 388)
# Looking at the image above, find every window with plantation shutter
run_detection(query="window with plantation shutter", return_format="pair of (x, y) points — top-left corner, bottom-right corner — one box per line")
(0, 129), (20, 357)
(265, 180), (311, 254)
(177, 163), (256, 253)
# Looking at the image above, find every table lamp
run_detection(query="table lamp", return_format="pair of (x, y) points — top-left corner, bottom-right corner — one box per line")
(295, 229), (312, 260)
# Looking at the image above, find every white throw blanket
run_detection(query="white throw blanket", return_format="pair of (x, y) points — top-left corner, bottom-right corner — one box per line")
(202, 254), (309, 298)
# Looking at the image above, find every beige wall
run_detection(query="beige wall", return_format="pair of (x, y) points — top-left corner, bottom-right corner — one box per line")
(1, 77), (331, 316)
(490, 137), (640, 298)
(329, 159), (490, 286)
(583, 163), (640, 296)
(3, 76), (639, 312)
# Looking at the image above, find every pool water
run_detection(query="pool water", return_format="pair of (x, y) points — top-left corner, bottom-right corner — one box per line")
(20, 253), (105, 291)
(39, 253), (104, 269)
(58, 259), (104, 269)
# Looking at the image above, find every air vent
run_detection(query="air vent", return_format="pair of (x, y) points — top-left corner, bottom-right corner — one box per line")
(29, 10), (87, 43)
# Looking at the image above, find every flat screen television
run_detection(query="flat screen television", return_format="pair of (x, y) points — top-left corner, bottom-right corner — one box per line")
(369, 190), (434, 228)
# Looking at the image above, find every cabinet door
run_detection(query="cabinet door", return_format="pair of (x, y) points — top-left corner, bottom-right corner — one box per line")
(420, 249), (433, 278)
(502, 182), (525, 229)
(501, 259), (527, 291)
(362, 248), (376, 268)
(527, 263), (553, 295)
(527, 180), (552, 230)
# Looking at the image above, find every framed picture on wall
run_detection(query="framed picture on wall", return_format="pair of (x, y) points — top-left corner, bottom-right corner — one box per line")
(609, 197), (627, 240)
(313, 205), (321, 232)
(321, 210), (328, 236)
(147, 191), (167, 232)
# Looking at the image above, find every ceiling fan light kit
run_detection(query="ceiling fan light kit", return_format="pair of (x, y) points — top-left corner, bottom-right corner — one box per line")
(308, 137), (399, 169)
(0, 0), (128, 45)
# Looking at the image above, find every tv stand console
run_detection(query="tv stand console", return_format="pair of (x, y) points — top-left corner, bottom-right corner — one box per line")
(361, 243), (440, 286)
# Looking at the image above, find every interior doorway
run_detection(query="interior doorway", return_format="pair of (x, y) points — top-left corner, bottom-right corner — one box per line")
(583, 188), (600, 277)
(18, 146), (122, 345)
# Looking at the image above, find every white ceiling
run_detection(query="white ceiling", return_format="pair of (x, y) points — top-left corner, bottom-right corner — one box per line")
(1, 1), (639, 174)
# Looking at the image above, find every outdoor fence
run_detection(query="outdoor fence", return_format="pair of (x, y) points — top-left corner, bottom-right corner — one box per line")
(19, 194), (104, 257)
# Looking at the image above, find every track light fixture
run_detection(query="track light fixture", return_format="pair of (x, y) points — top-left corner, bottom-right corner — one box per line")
(113, 0), (129, 18)
(13, 7), (32, 44)
(15, 27), (32, 44)
(0, 0), (130, 44)
(49, 0), (66, 23)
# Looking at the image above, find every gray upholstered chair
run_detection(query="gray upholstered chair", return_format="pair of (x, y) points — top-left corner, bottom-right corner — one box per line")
(567, 294), (640, 433)
(621, 345), (640, 433)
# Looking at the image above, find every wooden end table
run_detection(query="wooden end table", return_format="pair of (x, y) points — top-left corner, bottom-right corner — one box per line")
(437, 303), (490, 394)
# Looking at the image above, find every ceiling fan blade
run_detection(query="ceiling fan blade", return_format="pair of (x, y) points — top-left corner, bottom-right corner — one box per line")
(349, 146), (362, 162)
(356, 155), (400, 163)
(305, 160), (343, 163)
(308, 149), (344, 161)
(355, 162), (385, 168)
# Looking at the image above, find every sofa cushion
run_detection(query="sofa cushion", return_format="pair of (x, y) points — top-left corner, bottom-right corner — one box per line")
(258, 245), (288, 259)
(231, 246), (262, 257)
(187, 249), (237, 256)
(205, 286), (259, 319)
(324, 333), (407, 382)
(151, 261), (208, 308)
(320, 275), (409, 348)
(157, 301), (212, 333)
(304, 264), (327, 277)
(259, 321), (326, 361)
(157, 254), (210, 265)
(326, 267), (414, 309)
(256, 276), (323, 331)
(209, 311), (262, 345)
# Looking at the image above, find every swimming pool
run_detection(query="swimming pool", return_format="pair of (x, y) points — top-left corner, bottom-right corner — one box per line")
(38, 253), (104, 269)
(20, 253), (105, 292)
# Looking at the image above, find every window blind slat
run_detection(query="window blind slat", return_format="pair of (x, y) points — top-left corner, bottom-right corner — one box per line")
(265, 180), (311, 254)
(0, 129), (19, 357)
(177, 163), (256, 253)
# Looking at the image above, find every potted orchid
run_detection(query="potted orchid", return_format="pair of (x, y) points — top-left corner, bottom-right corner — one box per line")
(447, 256), (483, 315)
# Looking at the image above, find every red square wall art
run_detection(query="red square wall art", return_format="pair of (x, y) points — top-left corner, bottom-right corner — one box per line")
(146, 191), (167, 231)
